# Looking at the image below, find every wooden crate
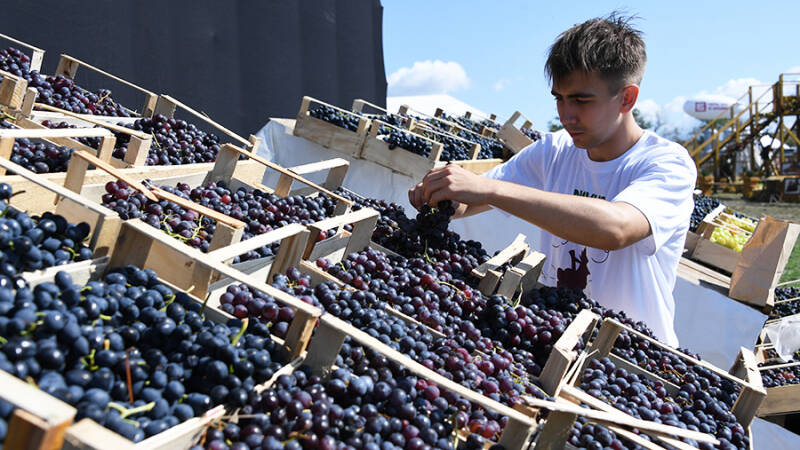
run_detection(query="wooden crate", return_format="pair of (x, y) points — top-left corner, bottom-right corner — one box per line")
(12, 105), (154, 168)
(756, 360), (800, 416)
(64, 145), (354, 299)
(0, 68), (35, 116)
(0, 32), (45, 72)
(54, 54), (158, 118)
(150, 94), (259, 153)
(0, 148), (120, 259)
(497, 110), (536, 154)
(409, 119), (505, 175)
(360, 119), (444, 178)
(586, 318), (766, 427)
(684, 229), (700, 256)
(471, 233), (541, 297)
(47, 246), (316, 449)
(691, 204), (746, 273)
(0, 370), (77, 450)
(293, 96), (371, 157)
(434, 107), (497, 138)
(351, 98), (415, 127)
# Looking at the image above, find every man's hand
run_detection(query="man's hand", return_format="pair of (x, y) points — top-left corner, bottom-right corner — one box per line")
(408, 165), (495, 209)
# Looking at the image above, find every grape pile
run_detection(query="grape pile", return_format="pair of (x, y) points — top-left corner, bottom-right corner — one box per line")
(1, 46), (132, 117)
(768, 286), (800, 320)
(760, 364), (800, 387)
(456, 131), (505, 160)
(101, 180), (338, 261)
(0, 399), (11, 444)
(310, 106), (363, 132)
(334, 190), (490, 273)
(113, 115), (222, 165)
(195, 343), (503, 450)
(0, 265), (286, 443)
(520, 127), (542, 142)
(383, 129), (434, 157)
(40, 120), (102, 149)
(0, 120), (76, 174)
(690, 195), (721, 233)
(576, 357), (749, 449)
(0, 184), (95, 281)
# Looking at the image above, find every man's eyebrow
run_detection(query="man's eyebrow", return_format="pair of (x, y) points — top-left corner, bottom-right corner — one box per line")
(551, 90), (597, 98)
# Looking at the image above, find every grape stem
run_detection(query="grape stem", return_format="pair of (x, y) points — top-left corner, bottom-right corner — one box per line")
(230, 318), (249, 346)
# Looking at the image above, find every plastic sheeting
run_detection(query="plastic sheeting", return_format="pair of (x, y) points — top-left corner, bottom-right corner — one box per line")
(258, 117), (799, 448)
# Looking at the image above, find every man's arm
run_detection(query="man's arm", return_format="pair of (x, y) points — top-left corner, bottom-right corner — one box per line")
(409, 165), (650, 251)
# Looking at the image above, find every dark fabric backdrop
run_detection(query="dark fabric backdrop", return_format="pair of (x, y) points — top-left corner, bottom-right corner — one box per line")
(0, 0), (387, 137)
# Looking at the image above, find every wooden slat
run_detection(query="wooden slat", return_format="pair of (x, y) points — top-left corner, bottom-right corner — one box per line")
(520, 394), (718, 444)
(472, 233), (528, 277)
(70, 149), (158, 201)
(559, 385), (696, 450)
(149, 186), (245, 229)
(33, 103), (152, 140)
(157, 95), (252, 149)
(0, 126), (114, 139)
(206, 223), (307, 263)
(220, 142), (352, 206)
(56, 54), (154, 96)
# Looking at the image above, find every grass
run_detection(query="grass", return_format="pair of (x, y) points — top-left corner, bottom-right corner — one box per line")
(781, 239), (800, 284)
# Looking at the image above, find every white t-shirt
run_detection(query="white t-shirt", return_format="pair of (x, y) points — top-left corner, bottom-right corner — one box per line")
(483, 129), (696, 346)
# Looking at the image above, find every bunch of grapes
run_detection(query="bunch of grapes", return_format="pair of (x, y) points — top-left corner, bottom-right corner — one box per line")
(0, 183), (94, 282)
(0, 265), (287, 443)
(113, 115), (222, 165)
(101, 180), (338, 261)
(769, 286), (800, 319)
(383, 129), (434, 157)
(760, 365), (800, 388)
(520, 128), (542, 142)
(690, 195), (721, 232)
(310, 106), (363, 132)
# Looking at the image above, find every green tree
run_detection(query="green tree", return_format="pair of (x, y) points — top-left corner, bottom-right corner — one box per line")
(633, 108), (653, 130)
(548, 116), (563, 132)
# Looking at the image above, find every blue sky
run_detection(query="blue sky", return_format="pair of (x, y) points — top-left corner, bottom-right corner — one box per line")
(382, 0), (800, 138)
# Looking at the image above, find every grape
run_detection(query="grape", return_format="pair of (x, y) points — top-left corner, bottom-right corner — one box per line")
(0, 264), (286, 444)
(113, 115), (222, 166)
(769, 286), (800, 319)
(101, 180), (338, 261)
(309, 105), (363, 132)
(689, 195), (721, 233)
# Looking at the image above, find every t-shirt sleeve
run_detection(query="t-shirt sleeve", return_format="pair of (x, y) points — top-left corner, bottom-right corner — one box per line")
(612, 150), (697, 255)
(483, 132), (558, 189)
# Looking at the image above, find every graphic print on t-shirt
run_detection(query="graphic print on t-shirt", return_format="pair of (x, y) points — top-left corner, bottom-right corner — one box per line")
(556, 248), (589, 290)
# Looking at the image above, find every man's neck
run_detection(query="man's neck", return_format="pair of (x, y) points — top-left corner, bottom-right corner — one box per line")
(586, 118), (644, 162)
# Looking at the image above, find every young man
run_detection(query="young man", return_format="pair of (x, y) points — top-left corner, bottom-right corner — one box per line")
(408, 14), (696, 347)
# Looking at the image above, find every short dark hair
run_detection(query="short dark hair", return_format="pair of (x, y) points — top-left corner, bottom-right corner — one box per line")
(545, 12), (646, 94)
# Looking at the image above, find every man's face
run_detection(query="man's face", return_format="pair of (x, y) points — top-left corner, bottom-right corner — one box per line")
(552, 71), (625, 150)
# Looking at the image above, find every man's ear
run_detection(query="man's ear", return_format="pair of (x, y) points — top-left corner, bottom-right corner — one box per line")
(619, 85), (639, 113)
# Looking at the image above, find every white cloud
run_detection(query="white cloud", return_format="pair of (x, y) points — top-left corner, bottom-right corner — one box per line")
(493, 79), (510, 91)
(784, 65), (800, 74)
(701, 77), (762, 100)
(387, 60), (470, 96)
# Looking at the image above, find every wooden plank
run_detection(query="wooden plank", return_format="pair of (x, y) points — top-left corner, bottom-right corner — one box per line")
(587, 319), (625, 358)
(149, 186), (245, 229)
(157, 95), (253, 149)
(0, 127), (114, 139)
(496, 250), (546, 298)
(16, 117), (124, 168)
(304, 320), (349, 377)
(56, 54), (155, 97)
(0, 136), (14, 176)
(540, 310), (599, 396)
(443, 158), (504, 175)
(472, 233), (528, 277)
(219, 141), (352, 206)
(0, 70), (27, 109)
(320, 314), (535, 426)
(285, 158), (350, 191)
(206, 223), (307, 264)
(730, 347), (767, 426)
(559, 385), (692, 450)
(532, 409), (577, 449)
(303, 208), (380, 259)
(498, 111), (535, 153)
(0, 370), (76, 450)
(757, 384), (800, 416)
(520, 395), (718, 444)
(268, 229), (311, 283)
(32, 103), (152, 140)
(69, 150), (158, 201)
